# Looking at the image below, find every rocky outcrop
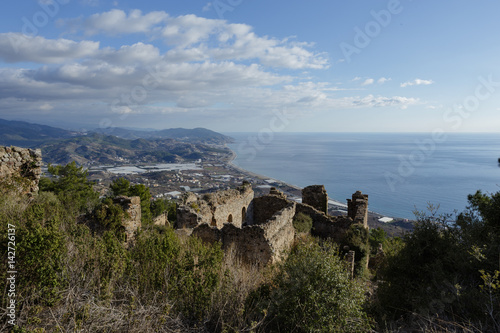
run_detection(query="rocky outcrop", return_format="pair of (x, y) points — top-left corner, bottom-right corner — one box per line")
(0, 146), (42, 196)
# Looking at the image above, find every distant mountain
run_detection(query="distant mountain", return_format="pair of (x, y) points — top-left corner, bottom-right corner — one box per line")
(94, 127), (234, 144)
(0, 118), (233, 165)
(0, 118), (80, 146)
(40, 133), (227, 165)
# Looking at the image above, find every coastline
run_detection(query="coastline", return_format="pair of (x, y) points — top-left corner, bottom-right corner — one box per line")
(223, 145), (365, 213)
(222, 146), (416, 234)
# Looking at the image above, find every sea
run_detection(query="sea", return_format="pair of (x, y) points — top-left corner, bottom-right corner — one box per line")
(226, 132), (500, 220)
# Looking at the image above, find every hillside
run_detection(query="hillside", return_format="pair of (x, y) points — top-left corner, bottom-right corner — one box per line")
(40, 133), (229, 165)
(93, 126), (234, 144)
(0, 118), (80, 146)
(0, 119), (233, 165)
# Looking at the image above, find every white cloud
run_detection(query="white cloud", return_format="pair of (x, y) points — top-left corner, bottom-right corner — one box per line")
(62, 9), (169, 35)
(0, 9), (422, 129)
(377, 77), (391, 84)
(351, 77), (361, 81)
(401, 78), (434, 88)
(361, 78), (374, 86)
(0, 33), (99, 63)
(347, 95), (419, 109)
(60, 10), (328, 70)
(99, 42), (161, 65)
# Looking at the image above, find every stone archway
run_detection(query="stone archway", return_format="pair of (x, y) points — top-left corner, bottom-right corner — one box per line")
(242, 207), (246, 223)
(227, 214), (233, 223)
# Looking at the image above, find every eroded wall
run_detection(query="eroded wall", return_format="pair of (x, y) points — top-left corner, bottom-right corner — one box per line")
(113, 196), (141, 246)
(302, 185), (328, 214)
(347, 191), (369, 228)
(0, 146), (42, 196)
(192, 198), (296, 265)
(177, 183), (254, 229)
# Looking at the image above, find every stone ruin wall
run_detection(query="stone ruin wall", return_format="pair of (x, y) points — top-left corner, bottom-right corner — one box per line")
(252, 194), (290, 225)
(153, 212), (169, 227)
(113, 196), (141, 246)
(181, 183), (370, 266)
(176, 184), (254, 229)
(192, 200), (296, 265)
(295, 202), (353, 243)
(302, 185), (328, 214)
(347, 191), (369, 228)
(0, 146), (42, 196)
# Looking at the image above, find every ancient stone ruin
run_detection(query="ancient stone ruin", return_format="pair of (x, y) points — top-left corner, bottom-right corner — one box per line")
(0, 146), (42, 196)
(347, 190), (369, 229)
(113, 196), (142, 247)
(177, 183), (254, 229)
(176, 183), (369, 266)
(302, 185), (328, 214)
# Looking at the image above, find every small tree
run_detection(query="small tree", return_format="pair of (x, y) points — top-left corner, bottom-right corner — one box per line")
(40, 161), (99, 214)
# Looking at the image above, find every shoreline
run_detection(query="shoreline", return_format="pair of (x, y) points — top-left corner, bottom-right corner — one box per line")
(223, 145), (388, 217)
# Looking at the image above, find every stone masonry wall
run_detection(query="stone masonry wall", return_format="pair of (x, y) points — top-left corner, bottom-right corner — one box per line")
(347, 191), (369, 228)
(193, 200), (296, 265)
(113, 196), (141, 246)
(252, 195), (290, 225)
(177, 183), (254, 229)
(302, 185), (328, 214)
(0, 146), (42, 196)
(295, 202), (351, 243)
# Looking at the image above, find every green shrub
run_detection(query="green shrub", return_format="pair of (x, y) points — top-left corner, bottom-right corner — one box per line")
(343, 223), (370, 277)
(92, 197), (128, 239)
(110, 178), (153, 224)
(0, 192), (67, 306)
(255, 239), (372, 332)
(129, 228), (224, 322)
(292, 212), (313, 234)
(376, 194), (500, 331)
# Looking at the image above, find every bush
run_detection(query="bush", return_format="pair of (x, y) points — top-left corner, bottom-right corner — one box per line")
(129, 227), (224, 322)
(343, 223), (370, 277)
(376, 195), (500, 331)
(110, 178), (152, 224)
(255, 239), (372, 332)
(39, 161), (99, 214)
(92, 197), (128, 239)
(0, 192), (67, 306)
(292, 212), (313, 234)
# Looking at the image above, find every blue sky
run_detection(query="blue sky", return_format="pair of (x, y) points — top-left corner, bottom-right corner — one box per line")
(0, 0), (499, 132)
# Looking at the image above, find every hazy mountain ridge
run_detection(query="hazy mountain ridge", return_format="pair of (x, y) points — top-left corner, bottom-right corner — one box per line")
(0, 119), (233, 165)
(93, 126), (234, 144)
(0, 118), (81, 146)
